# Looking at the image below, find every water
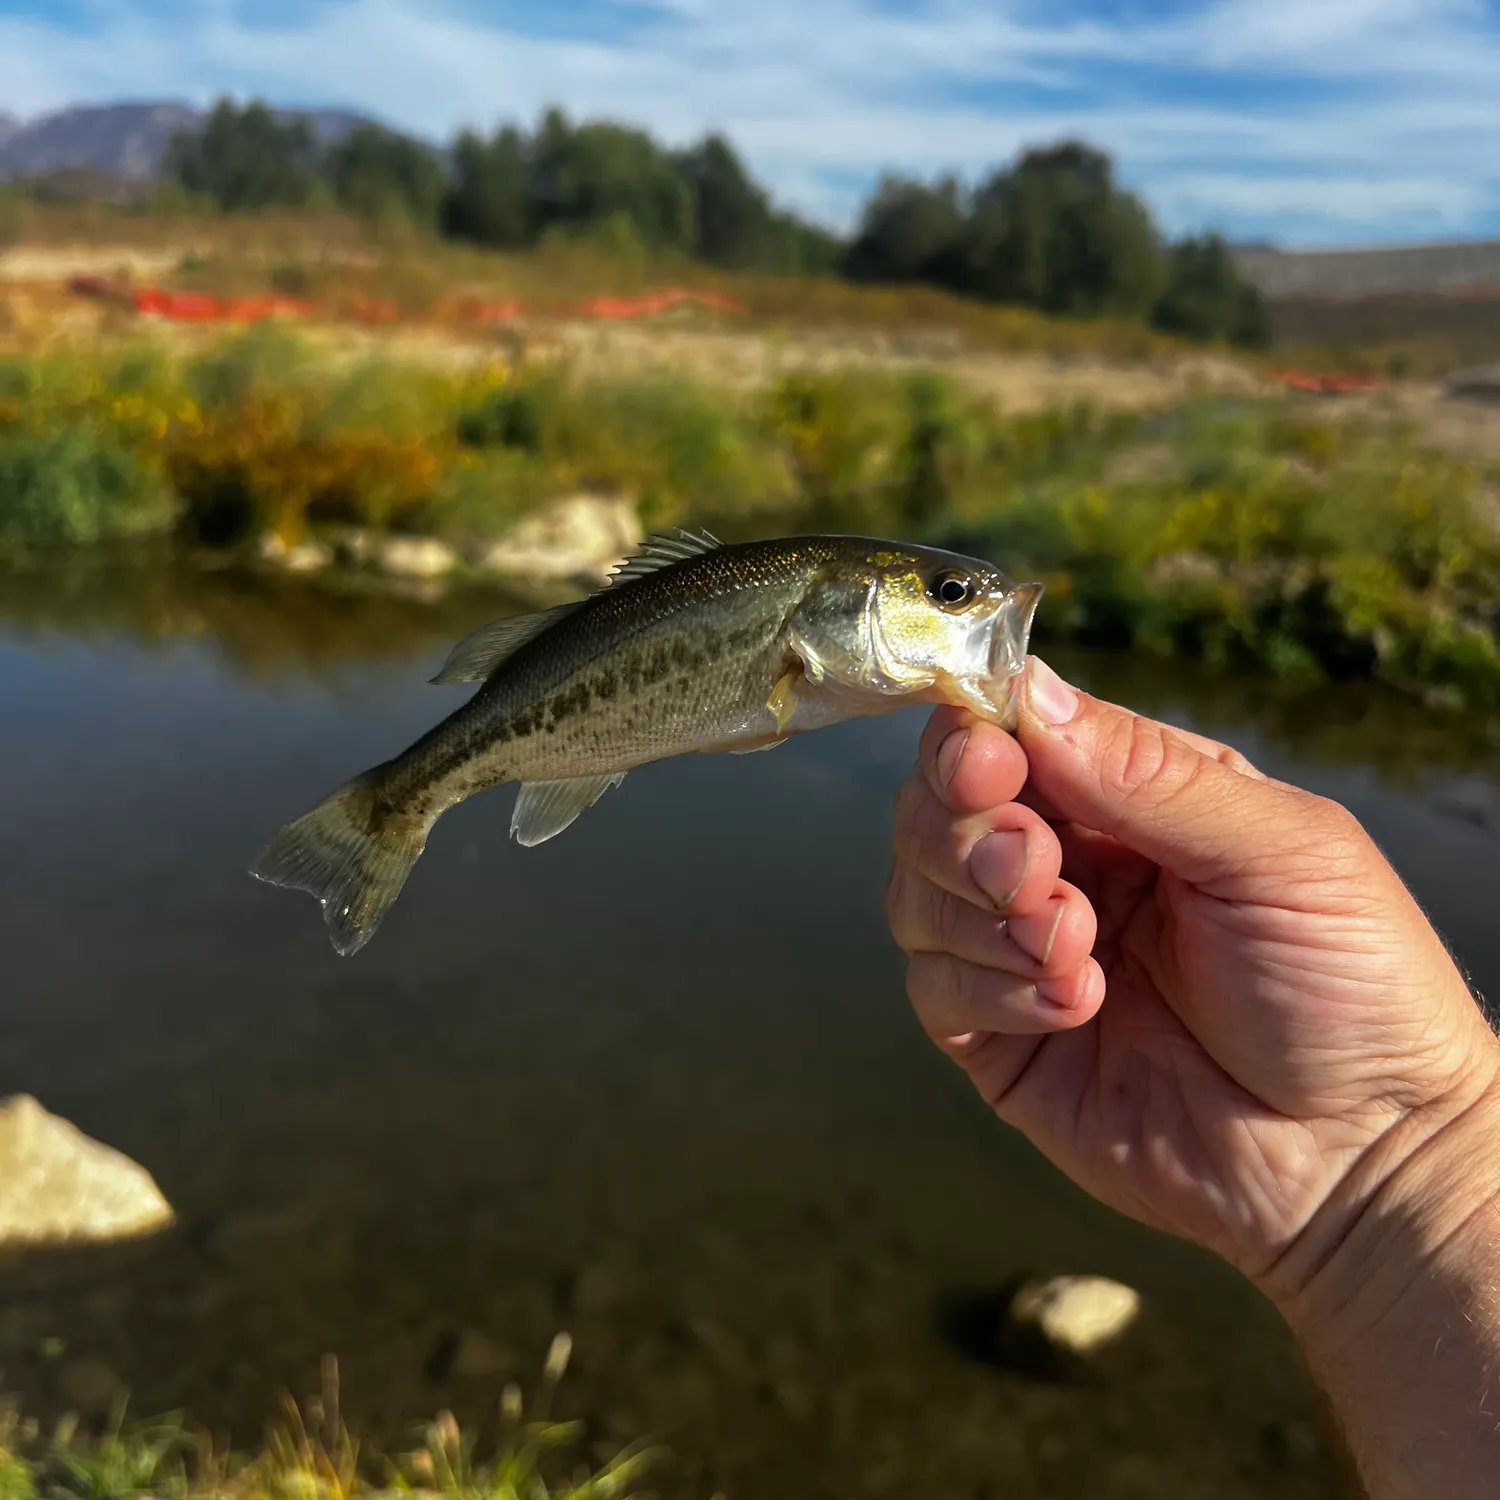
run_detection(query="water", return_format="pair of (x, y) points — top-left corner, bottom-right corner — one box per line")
(2, 563), (1497, 1500)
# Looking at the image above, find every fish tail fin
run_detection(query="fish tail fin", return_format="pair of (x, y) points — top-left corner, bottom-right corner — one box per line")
(250, 770), (430, 957)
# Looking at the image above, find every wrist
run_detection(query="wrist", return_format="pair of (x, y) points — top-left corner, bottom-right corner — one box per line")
(1269, 1032), (1500, 1341)
(1268, 1050), (1500, 1498)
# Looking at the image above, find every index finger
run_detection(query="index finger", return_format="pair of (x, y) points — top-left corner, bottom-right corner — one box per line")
(917, 707), (1029, 816)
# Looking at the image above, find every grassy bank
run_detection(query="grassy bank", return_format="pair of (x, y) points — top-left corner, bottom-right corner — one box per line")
(1, 327), (1497, 718)
(1, 205), (1206, 364)
(0, 1349), (654, 1500)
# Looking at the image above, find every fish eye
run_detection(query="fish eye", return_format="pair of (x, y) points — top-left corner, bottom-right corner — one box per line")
(929, 569), (976, 610)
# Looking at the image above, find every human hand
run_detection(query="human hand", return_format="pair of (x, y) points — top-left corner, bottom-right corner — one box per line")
(885, 657), (1500, 1306)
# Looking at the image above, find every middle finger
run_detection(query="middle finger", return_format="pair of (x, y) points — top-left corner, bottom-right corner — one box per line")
(887, 870), (1098, 978)
(892, 774), (1062, 917)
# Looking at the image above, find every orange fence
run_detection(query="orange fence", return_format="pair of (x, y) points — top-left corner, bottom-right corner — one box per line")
(67, 275), (745, 326)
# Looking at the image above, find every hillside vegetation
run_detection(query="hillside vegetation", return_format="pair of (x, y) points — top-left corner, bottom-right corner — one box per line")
(2, 98), (1268, 351)
(0, 325), (1495, 720)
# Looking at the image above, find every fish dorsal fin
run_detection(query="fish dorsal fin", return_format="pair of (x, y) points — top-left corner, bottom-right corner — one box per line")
(605, 527), (722, 589)
(511, 773), (626, 847)
(431, 604), (580, 685)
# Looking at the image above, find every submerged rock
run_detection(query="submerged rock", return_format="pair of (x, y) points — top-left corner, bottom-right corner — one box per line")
(378, 535), (459, 580)
(254, 533), (332, 574)
(478, 494), (642, 588)
(998, 1274), (1141, 1376)
(0, 1095), (174, 1248)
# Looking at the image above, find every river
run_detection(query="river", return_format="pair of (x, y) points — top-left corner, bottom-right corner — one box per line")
(2, 561), (1496, 1500)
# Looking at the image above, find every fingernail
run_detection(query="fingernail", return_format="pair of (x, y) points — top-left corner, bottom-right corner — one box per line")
(1037, 969), (1082, 1013)
(1015, 899), (1066, 967)
(1027, 658), (1079, 726)
(968, 829), (1029, 909)
(935, 728), (969, 790)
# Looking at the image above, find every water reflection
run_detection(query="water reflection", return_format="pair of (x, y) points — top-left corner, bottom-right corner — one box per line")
(1, 559), (1490, 1500)
(5, 554), (1497, 797)
(0, 549), (525, 685)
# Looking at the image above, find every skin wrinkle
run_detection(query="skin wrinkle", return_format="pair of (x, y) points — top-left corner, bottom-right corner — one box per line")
(917, 724), (1482, 1284)
(897, 667), (1500, 1497)
(1262, 1069), (1500, 1317)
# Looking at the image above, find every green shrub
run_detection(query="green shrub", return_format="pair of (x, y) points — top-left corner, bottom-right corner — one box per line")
(0, 426), (175, 551)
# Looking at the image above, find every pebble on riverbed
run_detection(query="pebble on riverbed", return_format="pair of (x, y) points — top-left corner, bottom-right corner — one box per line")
(997, 1275), (1142, 1379)
(0, 1095), (174, 1249)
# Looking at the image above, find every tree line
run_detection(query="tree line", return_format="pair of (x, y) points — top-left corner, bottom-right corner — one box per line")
(165, 100), (1267, 346)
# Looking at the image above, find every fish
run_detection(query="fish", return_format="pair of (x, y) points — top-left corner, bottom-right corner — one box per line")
(251, 530), (1043, 956)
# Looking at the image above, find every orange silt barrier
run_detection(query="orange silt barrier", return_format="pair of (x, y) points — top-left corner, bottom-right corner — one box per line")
(83, 278), (742, 327)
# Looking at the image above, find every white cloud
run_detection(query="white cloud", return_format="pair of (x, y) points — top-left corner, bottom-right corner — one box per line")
(0, 0), (1496, 244)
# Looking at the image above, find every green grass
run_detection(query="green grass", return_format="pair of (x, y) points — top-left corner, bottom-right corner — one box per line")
(0, 1346), (658, 1500)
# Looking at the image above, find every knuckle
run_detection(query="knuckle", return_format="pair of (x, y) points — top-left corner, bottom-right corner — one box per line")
(880, 859), (901, 917)
(1219, 745), (1258, 778)
(890, 775), (928, 861)
(907, 951), (972, 1034)
(883, 862), (916, 948)
(1299, 793), (1374, 871)
(928, 881), (965, 954)
(1099, 714), (1197, 808)
(913, 805), (966, 884)
(904, 952), (941, 1011)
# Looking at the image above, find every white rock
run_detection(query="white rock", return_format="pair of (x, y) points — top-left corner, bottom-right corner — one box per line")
(1004, 1275), (1140, 1360)
(377, 535), (459, 580)
(0, 1095), (174, 1249)
(478, 494), (642, 588)
(254, 532), (332, 574)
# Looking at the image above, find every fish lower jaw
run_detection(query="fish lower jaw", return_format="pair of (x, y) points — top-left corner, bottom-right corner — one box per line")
(935, 670), (1025, 729)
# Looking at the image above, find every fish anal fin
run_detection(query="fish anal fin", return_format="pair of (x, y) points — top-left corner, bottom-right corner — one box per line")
(511, 773), (626, 847)
(432, 604), (579, 685)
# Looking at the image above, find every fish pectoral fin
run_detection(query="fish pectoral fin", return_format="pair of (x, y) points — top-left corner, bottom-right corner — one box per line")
(766, 670), (802, 734)
(432, 604), (580, 685)
(511, 773), (626, 847)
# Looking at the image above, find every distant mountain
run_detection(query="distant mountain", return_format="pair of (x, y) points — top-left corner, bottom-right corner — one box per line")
(0, 101), (378, 182)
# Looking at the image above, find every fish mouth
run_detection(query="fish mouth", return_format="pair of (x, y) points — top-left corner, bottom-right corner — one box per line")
(987, 581), (1045, 680)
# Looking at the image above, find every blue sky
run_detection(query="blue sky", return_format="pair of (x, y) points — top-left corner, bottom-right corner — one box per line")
(1, 0), (1498, 246)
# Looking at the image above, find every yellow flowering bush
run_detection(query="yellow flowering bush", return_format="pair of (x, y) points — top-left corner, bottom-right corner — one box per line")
(1, 332), (1497, 716)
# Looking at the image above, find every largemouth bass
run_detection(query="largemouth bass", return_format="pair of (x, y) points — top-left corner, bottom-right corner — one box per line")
(252, 530), (1043, 955)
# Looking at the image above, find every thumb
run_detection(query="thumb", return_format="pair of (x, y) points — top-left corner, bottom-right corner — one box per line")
(1015, 656), (1307, 889)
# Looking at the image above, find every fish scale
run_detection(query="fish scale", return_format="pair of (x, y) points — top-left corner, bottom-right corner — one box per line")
(251, 530), (1043, 955)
